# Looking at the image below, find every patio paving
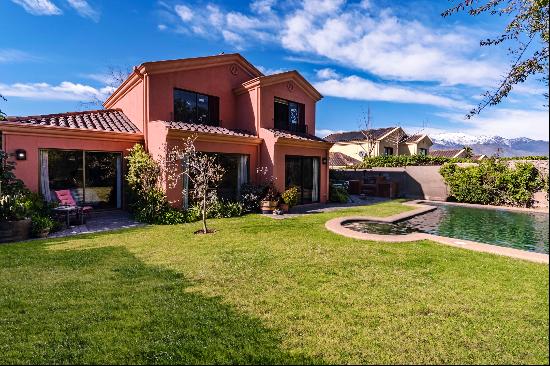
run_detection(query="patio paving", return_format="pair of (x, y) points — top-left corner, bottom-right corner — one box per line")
(49, 210), (144, 238)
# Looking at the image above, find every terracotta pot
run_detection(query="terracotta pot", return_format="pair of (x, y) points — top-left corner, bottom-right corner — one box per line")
(0, 218), (32, 243)
(260, 200), (278, 214)
(279, 203), (289, 213)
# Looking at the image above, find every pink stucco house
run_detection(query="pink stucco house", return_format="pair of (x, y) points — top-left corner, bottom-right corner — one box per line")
(0, 54), (332, 209)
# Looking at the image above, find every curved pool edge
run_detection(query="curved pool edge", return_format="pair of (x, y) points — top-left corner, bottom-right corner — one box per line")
(325, 202), (549, 265)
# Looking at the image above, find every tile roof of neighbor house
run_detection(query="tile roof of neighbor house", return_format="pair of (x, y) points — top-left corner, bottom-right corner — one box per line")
(267, 128), (329, 143)
(404, 134), (425, 143)
(329, 152), (361, 167)
(324, 127), (397, 143)
(164, 121), (257, 138)
(430, 149), (465, 158)
(4, 109), (141, 134)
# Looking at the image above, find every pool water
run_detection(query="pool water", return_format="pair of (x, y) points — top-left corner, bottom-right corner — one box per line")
(344, 203), (549, 254)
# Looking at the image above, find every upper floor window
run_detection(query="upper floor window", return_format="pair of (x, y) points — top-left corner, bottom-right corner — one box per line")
(174, 88), (219, 126)
(384, 147), (394, 156)
(419, 148), (428, 156)
(274, 97), (306, 133)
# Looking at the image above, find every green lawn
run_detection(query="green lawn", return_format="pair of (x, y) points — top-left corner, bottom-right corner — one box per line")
(0, 200), (548, 364)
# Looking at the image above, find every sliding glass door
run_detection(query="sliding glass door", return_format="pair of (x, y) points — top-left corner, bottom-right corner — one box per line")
(40, 149), (122, 209)
(285, 156), (320, 204)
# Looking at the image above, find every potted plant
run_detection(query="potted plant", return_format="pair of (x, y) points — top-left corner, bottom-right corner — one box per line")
(260, 183), (279, 214)
(0, 194), (32, 243)
(31, 215), (54, 238)
(280, 186), (299, 212)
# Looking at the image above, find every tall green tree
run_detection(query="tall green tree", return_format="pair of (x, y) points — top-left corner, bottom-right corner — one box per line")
(443, 0), (549, 117)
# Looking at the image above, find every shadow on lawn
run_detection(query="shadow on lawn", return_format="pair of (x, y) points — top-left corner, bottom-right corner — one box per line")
(0, 242), (321, 365)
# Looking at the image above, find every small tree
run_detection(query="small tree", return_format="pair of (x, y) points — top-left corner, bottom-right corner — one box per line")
(463, 146), (474, 158)
(166, 137), (225, 234)
(358, 106), (377, 158)
(385, 127), (408, 155)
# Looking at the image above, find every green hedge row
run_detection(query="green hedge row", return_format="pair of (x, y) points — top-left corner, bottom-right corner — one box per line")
(498, 156), (549, 161)
(439, 160), (544, 207)
(356, 154), (473, 169)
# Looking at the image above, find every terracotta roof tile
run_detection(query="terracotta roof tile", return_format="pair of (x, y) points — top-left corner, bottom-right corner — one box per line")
(4, 109), (140, 134)
(329, 152), (361, 167)
(404, 134), (424, 143)
(165, 121), (257, 138)
(268, 128), (328, 143)
(430, 149), (465, 158)
(324, 127), (397, 143)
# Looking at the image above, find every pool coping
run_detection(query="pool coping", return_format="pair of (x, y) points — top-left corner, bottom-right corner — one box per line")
(325, 201), (549, 264)
(419, 200), (549, 214)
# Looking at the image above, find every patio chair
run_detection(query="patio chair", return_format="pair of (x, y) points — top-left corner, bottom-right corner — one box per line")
(54, 189), (93, 223)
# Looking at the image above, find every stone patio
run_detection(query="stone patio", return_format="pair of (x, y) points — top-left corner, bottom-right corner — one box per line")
(49, 210), (143, 238)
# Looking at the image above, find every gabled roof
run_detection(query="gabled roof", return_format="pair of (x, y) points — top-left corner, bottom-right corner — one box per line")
(163, 121), (257, 138)
(234, 70), (323, 101)
(2, 109), (141, 134)
(430, 149), (465, 158)
(324, 127), (397, 143)
(105, 53), (263, 108)
(329, 152), (361, 167)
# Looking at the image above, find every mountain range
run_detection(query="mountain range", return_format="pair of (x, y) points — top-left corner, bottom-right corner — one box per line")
(430, 133), (549, 157)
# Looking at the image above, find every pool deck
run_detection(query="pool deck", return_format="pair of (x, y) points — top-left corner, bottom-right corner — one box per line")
(325, 201), (549, 264)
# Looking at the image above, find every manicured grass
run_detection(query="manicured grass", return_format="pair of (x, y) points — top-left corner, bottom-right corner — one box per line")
(0, 200), (548, 364)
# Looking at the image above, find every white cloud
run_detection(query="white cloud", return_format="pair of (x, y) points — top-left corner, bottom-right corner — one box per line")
(10, 0), (61, 15)
(256, 65), (288, 75)
(158, 24), (167, 31)
(436, 109), (550, 140)
(0, 81), (114, 101)
(66, 0), (100, 21)
(175, 4), (193, 21)
(316, 68), (340, 79)
(0, 49), (40, 63)
(315, 75), (469, 109)
(281, 5), (503, 87)
(250, 0), (275, 14)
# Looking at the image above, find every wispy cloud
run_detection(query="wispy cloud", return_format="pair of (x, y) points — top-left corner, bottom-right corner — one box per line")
(10, 0), (61, 15)
(66, 0), (99, 21)
(0, 81), (114, 101)
(436, 109), (550, 140)
(315, 75), (469, 109)
(0, 49), (41, 63)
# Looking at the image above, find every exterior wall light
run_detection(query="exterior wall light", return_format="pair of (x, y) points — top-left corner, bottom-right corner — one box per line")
(322, 157), (327, 165)
(15, 149), (26, 161)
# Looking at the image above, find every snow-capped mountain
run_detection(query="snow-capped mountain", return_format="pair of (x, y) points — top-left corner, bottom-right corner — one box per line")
(430, 133), (549, 157)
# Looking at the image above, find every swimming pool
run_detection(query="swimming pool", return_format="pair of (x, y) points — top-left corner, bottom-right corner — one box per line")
(343, 202), (549, 254)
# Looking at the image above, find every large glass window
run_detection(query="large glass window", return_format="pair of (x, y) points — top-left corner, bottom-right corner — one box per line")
(174, 88), (219, 126)
(274, 97), (305, 133)
(40, 149), (122, 209)
(285, 156), (320, 204)
(384, 147), (394, 156)
(182, 154), (248, 208)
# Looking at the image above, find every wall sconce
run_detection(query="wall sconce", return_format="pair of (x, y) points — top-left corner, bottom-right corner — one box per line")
(15, 149), (26, 161)
(322, 157), (327, 165)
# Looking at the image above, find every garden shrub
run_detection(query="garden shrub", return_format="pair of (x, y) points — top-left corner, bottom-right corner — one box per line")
(30, 215), (55, 237)
(239, 183), (268, 213)
(440, 159), (543, 207)
(281, 186), (299, 207)
(329, 184), (350, 203)
(357, 154), (473, 169)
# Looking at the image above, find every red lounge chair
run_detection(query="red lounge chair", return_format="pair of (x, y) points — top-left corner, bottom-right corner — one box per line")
(54, 190), (93, 223)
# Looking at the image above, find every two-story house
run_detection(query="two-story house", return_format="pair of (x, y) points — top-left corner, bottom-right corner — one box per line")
(325, 127), (433, 161)
(0, 54), (332, 208)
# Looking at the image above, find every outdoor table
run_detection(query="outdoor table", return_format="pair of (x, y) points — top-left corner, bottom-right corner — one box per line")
(52, 206), (81, 227)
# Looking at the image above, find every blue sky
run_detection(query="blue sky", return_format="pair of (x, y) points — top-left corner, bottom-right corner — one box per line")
(1, 0), (548, 140)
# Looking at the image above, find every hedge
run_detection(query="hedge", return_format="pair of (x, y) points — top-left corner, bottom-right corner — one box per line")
(439, 159), (543, 207)
(356, 154), (474, 169)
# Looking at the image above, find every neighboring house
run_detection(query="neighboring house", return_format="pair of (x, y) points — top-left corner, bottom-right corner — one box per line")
(325, 127), (432, 161)
(0, 54), (333, 207)
(329, 152), (361, 169)
(430, 148), (485, 160)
